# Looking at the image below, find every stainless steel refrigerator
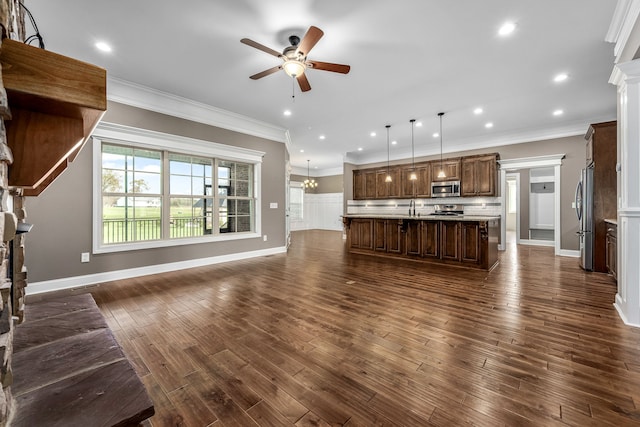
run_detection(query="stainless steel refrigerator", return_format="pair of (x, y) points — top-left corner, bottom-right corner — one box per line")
(575, 166), (594, 271)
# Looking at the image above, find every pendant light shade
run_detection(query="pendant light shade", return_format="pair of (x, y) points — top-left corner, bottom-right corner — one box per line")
(437, 112), (446, 179)
(304, 160), (318, 191)
(385, 125), (392, 183)
(409, 119), (417, 181)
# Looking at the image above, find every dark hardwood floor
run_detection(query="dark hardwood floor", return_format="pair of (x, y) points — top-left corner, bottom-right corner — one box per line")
(83, 230), (640, 426)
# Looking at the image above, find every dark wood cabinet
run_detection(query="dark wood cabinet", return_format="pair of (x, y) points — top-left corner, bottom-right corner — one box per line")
(373, 219), (404, 253)
(353, 153), (499, 200)
(376, 168), (401, 198)
(353, 170), (377, 200)
(400, 162), (431, 198)
(440, 221), (461, 261)
(406, 220), (421, 256)
(587, 121), (617, 273)
(374, 219), (387, 252)
(348, 219), (373, 250)
(606, 221), (617, 281)
(387, 220), (404, 254)
(431, 158), (461, 182)
(344, 216), (499, 270)
(421, 220), (440, 259)
(461, 154), (499, 197)
(461, 222), (481, 264)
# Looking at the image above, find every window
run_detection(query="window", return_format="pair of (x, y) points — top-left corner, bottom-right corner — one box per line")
(93, 123), (264, 253)
(289, 184), (304, 221)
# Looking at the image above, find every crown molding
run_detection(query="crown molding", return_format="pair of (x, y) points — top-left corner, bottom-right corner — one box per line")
(107, 76), (288, 144)
(606, 0), (640, 63)
(344, 120), (592, 166)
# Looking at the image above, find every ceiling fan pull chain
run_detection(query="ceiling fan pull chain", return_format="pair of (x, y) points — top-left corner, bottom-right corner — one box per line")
(292, 77), (296, 101)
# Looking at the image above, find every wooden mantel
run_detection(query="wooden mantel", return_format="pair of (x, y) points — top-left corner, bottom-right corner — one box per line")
(0, 38), (106, 196)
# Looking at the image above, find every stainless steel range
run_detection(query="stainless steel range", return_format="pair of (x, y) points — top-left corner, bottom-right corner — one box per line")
(430, 204), (464, 216)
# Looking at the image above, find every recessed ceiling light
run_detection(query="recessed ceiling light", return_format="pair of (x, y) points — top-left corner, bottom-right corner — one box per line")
(391, 140), (397, 145)
(284, 110), (292, 116)
(370, 132), (376, 137)
(300, 149), (304, 153)
(553, 109), (564, 116)
(319, 135), (326, 140)
(474, 108), (483, 115)
(553, 73), (568, 83)
(95, 41), (112, 52)
(498, 22), (516, 36)
(416, 121), (423, 127)
(432, 132), (439, 138)
(485, 122), (494, 129)
(358, 147), (363, 151)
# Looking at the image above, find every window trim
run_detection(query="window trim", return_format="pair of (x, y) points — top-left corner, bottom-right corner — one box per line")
(92, 122), (264, 254)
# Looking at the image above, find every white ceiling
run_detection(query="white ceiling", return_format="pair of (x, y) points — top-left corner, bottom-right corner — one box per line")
(24, 0), (618, 175)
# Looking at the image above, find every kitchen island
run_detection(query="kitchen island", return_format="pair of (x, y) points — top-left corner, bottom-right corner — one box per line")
(343, 214), (500, 270)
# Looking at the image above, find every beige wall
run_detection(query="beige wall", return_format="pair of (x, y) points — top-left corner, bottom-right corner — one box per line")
(25, 101), (287, 283)
(290, 174), (343, 194)
(344, 134), (586, 251)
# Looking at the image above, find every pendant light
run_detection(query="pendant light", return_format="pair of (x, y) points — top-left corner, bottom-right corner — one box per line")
(409, 119), (417, 181)
(437, 112), (446, 179)
(385, 125), (392, 182)
(304, 160), (318, 190)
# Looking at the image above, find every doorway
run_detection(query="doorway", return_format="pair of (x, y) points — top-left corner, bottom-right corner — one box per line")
(499, 154), (565, 254)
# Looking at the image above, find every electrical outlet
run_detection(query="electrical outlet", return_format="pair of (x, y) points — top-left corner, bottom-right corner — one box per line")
(571, 202), (576, 209)
(263, 235), (268, 242)
(81, 252), (90, 263)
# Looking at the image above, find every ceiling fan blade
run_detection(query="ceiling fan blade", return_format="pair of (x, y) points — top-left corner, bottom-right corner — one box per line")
(241, 38), (283, 58)
(297, 74), (311, 92)
(296, 26), (324, 57)
(250, 65), (282, 80)
(308, 61), (351, 74)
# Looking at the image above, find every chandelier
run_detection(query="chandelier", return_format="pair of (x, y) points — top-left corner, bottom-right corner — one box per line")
(304, 159), (318, 190)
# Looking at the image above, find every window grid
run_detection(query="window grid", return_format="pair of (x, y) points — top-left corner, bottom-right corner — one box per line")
(101, 143), (255, 246)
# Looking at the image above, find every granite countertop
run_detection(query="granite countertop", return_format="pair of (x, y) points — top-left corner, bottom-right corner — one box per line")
(604, 218), (618, 225)
(342, 214), (501, 221)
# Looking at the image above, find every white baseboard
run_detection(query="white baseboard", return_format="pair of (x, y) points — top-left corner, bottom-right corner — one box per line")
(558, 249), (580, 258)
(518, 239), (555, 247)
(27, 246), (287, 296)
(614, 297), (640, 328)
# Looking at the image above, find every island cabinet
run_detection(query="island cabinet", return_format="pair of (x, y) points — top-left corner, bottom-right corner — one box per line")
(373, 219), (405, 253)
(344, 216), (500, 270)
(461, 153), (499, 197)
(431, 158), (461, 182)
(348, 218), (373, 250)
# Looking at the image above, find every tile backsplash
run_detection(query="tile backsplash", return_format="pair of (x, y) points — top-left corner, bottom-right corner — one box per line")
(347, 196), (502, 217)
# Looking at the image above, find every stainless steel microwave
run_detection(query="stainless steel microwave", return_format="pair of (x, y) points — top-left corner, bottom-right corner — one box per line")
(431, 180), (461, 198)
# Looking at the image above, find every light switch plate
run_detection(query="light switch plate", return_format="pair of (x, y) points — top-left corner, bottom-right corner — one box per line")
(270, 202), (278, 209)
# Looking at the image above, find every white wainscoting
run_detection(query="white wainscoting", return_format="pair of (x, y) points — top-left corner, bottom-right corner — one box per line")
(291, 193), (344, 231)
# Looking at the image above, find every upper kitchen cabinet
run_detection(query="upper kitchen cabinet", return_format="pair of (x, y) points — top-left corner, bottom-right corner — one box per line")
(461, 153), (499, 197)
(0, 39), (107, 196)
(353, 169), (377, 200)
(431, 158), (461, 182)
(400, 162), (431, 198)
(376, 168), (401, 198)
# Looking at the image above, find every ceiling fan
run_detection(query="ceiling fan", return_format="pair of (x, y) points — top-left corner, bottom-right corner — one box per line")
(241, 26), (351, 92)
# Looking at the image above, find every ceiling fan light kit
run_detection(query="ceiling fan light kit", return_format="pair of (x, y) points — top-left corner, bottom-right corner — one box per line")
(241, 26), (350, 92)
